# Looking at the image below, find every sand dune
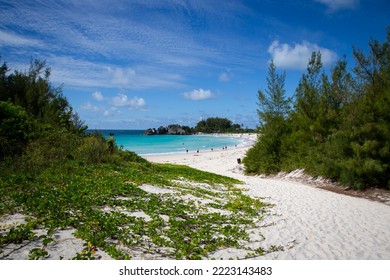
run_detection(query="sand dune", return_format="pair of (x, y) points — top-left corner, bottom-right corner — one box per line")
(146, 141), (390, 259)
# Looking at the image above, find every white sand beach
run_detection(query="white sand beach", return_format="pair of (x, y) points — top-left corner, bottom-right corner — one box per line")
(2, 134), (389, 260)
(146, 135), (390, 259)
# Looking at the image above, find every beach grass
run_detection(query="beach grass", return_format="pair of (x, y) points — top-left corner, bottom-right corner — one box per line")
(0, 154), (270, 260)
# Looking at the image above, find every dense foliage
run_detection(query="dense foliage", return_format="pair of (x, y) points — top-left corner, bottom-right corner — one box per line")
(0, 58), (87, 159)
(195, 117), (245, 133)
(243, 29), (390, 190)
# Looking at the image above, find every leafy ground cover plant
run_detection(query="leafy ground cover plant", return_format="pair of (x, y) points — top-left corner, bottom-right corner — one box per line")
(0, 156), (277, 260)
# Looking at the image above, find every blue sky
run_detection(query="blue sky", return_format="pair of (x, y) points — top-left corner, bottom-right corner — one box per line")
(0, 0), (389, 129)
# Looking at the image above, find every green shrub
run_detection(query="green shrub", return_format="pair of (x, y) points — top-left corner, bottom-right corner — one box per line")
(76, 135), (112, 164)
(0, 101), (35, 158)
(121, 151), (149, 164)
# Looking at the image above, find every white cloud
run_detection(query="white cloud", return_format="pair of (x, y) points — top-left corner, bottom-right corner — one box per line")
(92, 91), (104, 101)
(112, 93), (146, 108)
(130, 97), (146, 107)
(183, 89), (214, 101)
(112, 93), (129, 107)
(268, 40), (338, 70)
(315, 0), (359, 12)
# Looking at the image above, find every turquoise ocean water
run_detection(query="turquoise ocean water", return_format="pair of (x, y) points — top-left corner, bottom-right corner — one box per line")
(95, 130), (248, 156)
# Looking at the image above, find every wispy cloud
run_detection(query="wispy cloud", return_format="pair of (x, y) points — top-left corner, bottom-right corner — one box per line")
(44, 55), (185, 90)
(1, 1), (212, 62)
(183, 89), (214, 101)
(81, 102), (100, 112)
(0, 0), (258, 89)
(108, 66), (184, 89)
(314, 0), (359, 12)
(219, 69), (234, 82)
(268, 40), (338, 70)
(0, 30), (43, 47)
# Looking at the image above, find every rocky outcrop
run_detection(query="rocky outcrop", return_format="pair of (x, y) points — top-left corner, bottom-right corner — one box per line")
(144, 128), (157, 135)
(144, 124), (193, 135)
(157, 126), (168, 135)
(167, 124), (186, 135)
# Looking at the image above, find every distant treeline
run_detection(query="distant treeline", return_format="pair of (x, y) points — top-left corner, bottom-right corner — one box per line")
(243, 27), (390, 190)
(145, 117), (255, 135)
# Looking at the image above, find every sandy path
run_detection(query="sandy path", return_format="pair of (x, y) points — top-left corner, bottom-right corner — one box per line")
(146, 146), (390, 259)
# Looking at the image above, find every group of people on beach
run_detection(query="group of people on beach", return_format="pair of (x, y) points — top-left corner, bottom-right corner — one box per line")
(184, 144), (237, 154)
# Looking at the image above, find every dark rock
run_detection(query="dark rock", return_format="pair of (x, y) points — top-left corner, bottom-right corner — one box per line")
(145, 124), (194, 135)
(157, 126), (168, 135)
(167, 124), (186, 135)
(144, 128), (157, 135)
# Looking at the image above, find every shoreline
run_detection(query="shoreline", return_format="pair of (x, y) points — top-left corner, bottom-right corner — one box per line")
(140, 133), (256, 157)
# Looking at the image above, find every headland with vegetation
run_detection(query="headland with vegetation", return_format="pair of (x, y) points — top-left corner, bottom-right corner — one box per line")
(144, 117), (255, 135)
